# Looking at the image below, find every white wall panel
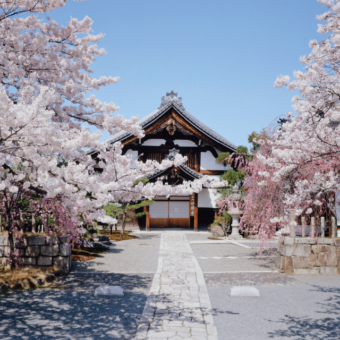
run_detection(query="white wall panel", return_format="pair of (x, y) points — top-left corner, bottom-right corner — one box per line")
(150, 202), (168, 218)
(198, 188), (220, 208)
(200, 151), (230, 170)
(142, 139), (166, 146)
(169, 202), (189, 218)
(174, 140), (197, 147)
(125, 149), (138, 168)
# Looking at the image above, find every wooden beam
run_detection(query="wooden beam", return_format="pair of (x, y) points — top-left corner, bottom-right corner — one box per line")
(122, 108), (234, 152)
(199, 170), (225, 175)
(171, 110), (228, 151)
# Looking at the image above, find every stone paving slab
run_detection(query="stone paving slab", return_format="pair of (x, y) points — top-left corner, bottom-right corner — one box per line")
(135, 234), (218, 340)
(94, 285), (124, 297)
(230, 286), (260, 297)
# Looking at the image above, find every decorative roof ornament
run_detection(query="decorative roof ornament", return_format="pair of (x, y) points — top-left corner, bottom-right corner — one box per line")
(158, 91), (185, 111)
(166, 118), (176, 135)
(167, 148), (180, 161)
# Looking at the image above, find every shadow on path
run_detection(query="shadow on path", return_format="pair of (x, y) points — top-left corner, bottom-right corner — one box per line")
(0, 273), (153, 340)
(267, 285), (340, 339)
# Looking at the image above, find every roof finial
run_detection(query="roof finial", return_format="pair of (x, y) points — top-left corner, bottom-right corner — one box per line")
(158, 91), (185, 111)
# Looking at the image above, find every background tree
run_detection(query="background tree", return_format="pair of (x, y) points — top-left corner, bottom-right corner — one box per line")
(104, 200), (154, 236)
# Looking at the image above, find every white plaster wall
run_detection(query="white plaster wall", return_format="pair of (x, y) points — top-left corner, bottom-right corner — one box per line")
(142, 139), (166, 146)
(200, 151), (230, 170)
(125, 149), (138, 168)
(174, 140), (197, 147)
(198, 188), (220, 208)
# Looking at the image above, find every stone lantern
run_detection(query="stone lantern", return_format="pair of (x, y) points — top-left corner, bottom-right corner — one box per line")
(228, 184), (243, 240)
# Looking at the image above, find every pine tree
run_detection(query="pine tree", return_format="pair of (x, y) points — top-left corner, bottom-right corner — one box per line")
(104, 200), (155, 236)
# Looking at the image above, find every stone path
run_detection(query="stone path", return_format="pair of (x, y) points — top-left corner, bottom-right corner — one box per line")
(135, 233), (218, 340)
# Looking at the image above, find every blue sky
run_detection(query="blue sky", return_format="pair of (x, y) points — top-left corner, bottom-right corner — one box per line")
(51, 0), (326, 148)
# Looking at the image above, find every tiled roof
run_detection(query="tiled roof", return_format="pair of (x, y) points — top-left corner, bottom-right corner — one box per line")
(105, 91), (236, 151)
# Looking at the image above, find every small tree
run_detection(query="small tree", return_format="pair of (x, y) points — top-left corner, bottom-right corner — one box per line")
(212, 211), (232, 234)
(104, 200), (154, 236)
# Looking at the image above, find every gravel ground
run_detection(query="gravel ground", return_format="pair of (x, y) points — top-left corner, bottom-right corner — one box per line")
(190, 243), (277, 273)
(186, 234), (212, 242)
(238, 242), (278, 249)
(0, 273), (153, 340)
(205, 272), (296, 286)
(1, 232), (339, 340)
(0, 235), (161, 340)
(207, 275), (340, 340)
(72, 234), (161, 273)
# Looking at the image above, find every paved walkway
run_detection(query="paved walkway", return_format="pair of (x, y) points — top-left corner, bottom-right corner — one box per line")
(135, 233), (218, 340)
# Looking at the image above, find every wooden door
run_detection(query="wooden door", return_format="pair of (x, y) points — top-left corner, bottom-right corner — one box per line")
(169, 202), (190, 227)
(149, 201), (190, 227)
(149, 202), (168, 227)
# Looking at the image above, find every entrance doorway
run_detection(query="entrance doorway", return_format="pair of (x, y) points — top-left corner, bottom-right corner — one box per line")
(149, 201), (190, 227)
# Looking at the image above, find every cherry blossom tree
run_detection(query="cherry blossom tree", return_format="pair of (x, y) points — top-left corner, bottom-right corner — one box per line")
(267, 0), (340, 222)
(220, 0), (340, 241)
(218, 132), (334, 244)
(0, 0), (225, 265)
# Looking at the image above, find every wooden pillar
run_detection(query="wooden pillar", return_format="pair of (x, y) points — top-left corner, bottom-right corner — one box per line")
(144, 205), (150, 231)
(194, 193), (198, 232)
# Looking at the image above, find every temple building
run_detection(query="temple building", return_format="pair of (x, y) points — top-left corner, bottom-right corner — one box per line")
(106, 91), (236, 230)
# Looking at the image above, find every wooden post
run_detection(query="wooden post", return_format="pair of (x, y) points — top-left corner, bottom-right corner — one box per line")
(332, 217), (337, 238)
(194, 207), (198, 232)
(321, 217), (325, 238)
(301, 217), (306, 238)
(310, 217), (316, 237)
(194, 193), (198, 232)
(144, 205), (150, 231)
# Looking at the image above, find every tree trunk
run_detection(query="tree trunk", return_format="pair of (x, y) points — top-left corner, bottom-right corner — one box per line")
(5, 213), (8, 231)
(19, 210), (24, 232)
(115, 224), (118, 231)
(110, 224), (113, 234)
(7, 212), (15, 269)
(120, 213), (126, 237)
(44, 215), (48, 233)
(32, 213), (36, 233)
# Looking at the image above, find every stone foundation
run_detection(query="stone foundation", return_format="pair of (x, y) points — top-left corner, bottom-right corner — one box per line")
(277, 237), (340, 275)
(0, 235), (72, 273)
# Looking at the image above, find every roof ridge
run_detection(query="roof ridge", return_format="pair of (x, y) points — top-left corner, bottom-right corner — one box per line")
(104, 92), (236, 151)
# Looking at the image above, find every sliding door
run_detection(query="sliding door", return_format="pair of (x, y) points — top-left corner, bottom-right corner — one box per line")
(149, 201), (190, 227)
